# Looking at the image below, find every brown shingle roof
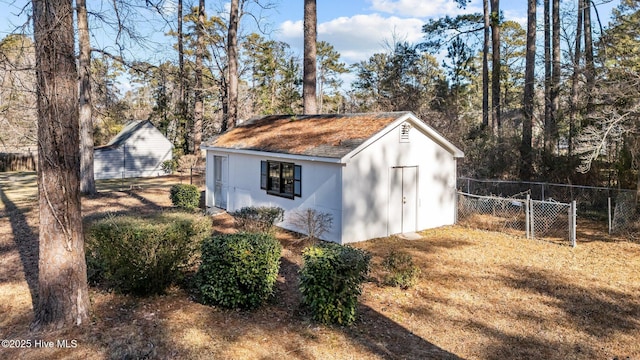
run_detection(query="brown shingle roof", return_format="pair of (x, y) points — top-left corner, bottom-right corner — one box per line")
(207, 112), (410, 158)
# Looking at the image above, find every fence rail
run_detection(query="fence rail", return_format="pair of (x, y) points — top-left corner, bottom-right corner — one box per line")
(458, 177), (638, 235)
(457, 191), (577, 246)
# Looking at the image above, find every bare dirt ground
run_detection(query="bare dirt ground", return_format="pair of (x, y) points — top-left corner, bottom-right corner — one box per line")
(1, 172), (639, 359)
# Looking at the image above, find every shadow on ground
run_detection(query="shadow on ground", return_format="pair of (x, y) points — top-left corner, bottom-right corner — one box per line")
(502, 265), (640, 338)
(0, 186), (39, 308)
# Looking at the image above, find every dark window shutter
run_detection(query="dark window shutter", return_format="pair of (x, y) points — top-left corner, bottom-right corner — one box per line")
(294, 165), (302, 197)
(260, 161), (267, 190)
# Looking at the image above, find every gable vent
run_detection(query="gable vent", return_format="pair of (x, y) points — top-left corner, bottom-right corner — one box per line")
(400, 123), (411, 143)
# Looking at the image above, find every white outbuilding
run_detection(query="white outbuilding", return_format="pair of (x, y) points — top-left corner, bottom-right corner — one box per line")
(202, 112), (464, 244)
(94, 120), (173, 180)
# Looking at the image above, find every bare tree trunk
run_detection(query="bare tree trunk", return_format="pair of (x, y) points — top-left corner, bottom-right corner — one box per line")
(193, 0), (204, 152)
(224, 0), (239, 132)
(177, 0), (188, 153)
(318, 65), (324, 113)
(490, 0), (501, 131)
(583, 0), (595, 117)
(32, 0), (89, 330)
(544, 0), (551, 150)
(521, 0), (536, 181)
(636, 170), (640, 205)
(482, 0), (490, 129)
(569, 0), (584, 157)
(77, 0), (96, 195)
(549, 0), (561, 152)
(178, 0), (184, 109)
(303, 0), (317, 114)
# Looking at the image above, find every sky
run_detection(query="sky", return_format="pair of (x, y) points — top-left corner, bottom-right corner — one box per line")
(269, 0), (619, 64)
(0, 0), (622, 71)
(274, 0), (483, 63)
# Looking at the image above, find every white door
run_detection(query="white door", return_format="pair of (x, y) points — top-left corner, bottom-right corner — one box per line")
(213, 156), (228, 209)
(401, 167), (418, 232)
(389, 166), (418, 234)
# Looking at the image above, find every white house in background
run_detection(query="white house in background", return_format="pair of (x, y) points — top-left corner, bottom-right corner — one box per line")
(201, 112), (464, 244)
(94, 120), (173, 180)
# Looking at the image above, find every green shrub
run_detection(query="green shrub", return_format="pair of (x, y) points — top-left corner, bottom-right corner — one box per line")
(85, 212), (212, 295)
(299, 242), (371, 325)
(196, 232), (282, 309)
(381, 250), (421, 289)
(170, 184), (200, 210)
(162, 159), (177, 174)
(231, 206), (284, 233)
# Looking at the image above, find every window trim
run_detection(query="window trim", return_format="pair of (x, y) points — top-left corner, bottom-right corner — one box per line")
(260, 160), (301, 199)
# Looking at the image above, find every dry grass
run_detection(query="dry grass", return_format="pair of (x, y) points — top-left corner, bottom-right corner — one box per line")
(1, 172), (639, 359)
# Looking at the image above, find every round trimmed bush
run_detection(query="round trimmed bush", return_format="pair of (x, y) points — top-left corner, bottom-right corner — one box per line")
(299, 242), (371, 325)
(196, 232), (282, 309)
(170, 184), (200, 210)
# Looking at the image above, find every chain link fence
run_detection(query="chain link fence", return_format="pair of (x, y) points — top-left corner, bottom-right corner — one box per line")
(610, 191), (639, 235)
(458, 178), (638, 235)
(457, 192), (528, 236)
(457, 191), (577, 246)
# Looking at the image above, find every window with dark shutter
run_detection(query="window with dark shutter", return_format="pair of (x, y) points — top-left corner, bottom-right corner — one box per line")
(261, 160), (301, 199)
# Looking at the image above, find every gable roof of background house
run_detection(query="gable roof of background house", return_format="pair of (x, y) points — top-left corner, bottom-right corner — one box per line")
(203, 112), (463, 159)
(95, 120), (162, 150)
(106, 120), (149, 147)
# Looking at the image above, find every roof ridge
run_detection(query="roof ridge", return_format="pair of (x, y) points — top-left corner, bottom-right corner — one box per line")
(241, 111), (411, 125)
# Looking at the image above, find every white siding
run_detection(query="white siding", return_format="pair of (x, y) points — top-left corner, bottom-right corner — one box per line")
(94, 147), (124, 180)
(121, 122), (172, 178)
(94, 122), (173, 179)
(210, 151), (343, 243)
(341, 120), (458, 243)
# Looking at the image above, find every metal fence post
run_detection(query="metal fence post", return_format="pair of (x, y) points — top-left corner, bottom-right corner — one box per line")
(455, 190), (459, 224)
(608, 197), (612, 234)
(525, 194), (530, 239)
(530, 199), (535, 239)
(570, 200), (577, 247)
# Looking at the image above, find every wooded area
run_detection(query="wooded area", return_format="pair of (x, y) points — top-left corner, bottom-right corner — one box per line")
(0, 0), (638, 187)
(0, 1), (634, 192)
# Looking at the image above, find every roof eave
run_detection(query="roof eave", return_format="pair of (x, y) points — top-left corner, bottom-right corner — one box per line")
(200, 145), (344, 164)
